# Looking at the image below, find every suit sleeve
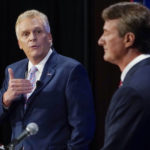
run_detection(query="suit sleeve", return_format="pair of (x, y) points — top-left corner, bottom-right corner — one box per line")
(101, 87), (144, 150)
(0, 66), (9, 116)
(65, 64), (95, 150)
(0, 67), (12, 145)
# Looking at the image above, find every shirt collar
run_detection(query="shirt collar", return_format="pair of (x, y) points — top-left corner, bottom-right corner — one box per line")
(121, 54), (150, 82)
(28, 48), (53, 73)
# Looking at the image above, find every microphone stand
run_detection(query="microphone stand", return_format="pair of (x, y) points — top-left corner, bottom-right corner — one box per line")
(4, 144), (15, 150)
(5, 143), (24, 150)
(5, 122), (39, 150)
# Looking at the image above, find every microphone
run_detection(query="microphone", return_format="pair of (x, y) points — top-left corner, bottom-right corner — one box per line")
(7, 122), (39, 149)
(36, 80), (41, 88)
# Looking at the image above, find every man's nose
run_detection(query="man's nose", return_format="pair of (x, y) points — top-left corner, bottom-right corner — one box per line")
(29, 32), (36, 41)
(98, 35), (104, 46)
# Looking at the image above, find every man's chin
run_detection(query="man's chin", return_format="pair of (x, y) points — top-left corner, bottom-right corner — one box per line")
(104, 56), (113, 64)
(103, 55), (109, 62)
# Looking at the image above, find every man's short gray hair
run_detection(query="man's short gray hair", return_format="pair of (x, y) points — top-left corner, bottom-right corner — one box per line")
(15, 9), (50, 39)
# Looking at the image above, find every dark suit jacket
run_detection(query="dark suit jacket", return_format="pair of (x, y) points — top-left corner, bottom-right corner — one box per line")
(0, 50), (95, 150)
(101, 57), (150, 150)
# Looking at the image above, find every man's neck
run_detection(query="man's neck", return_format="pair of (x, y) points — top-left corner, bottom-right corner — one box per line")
(118, 48), (141, 72)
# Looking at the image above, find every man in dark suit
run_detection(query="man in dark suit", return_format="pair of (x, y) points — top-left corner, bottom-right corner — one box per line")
(0, 10), (95, 150)
(98, 2), (150, 150)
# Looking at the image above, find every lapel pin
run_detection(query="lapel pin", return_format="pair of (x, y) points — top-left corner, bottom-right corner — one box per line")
(47, 73), (52, 76)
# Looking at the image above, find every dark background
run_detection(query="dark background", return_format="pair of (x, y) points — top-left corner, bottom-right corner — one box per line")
(0, 0), (128, 149)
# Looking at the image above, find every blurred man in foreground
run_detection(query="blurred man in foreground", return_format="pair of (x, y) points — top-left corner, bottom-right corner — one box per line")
(98, 2), (150, 150)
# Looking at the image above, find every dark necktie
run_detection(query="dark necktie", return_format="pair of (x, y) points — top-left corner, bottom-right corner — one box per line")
(119, 80), (123, 87)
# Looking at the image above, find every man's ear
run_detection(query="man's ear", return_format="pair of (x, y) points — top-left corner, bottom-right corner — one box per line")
(48, 33), (53, 44)
(18, 40), (22, 49)
(124, 32), (135, 48)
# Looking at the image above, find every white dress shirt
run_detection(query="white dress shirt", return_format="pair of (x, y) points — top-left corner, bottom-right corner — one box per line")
(27, 48), (53, 92)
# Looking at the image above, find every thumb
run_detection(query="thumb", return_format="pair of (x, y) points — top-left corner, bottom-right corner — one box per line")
(8, 68), (14, 80)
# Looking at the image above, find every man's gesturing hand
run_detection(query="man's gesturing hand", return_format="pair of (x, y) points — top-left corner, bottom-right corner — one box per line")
(3, 68), (33, 107)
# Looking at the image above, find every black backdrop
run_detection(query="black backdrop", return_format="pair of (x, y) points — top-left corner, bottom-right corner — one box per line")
(0, 0), (94, 78)
(0, 0), (128, 149)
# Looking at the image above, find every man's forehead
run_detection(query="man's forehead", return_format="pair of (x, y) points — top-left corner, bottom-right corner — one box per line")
(18, 18), (44, 31)
(19, 17), (42, 26)
(103, 19), (119, 29)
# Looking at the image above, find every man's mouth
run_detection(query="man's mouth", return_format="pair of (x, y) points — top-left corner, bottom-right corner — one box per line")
(30, 45), (39, 49)
(104, 48), (107, 52)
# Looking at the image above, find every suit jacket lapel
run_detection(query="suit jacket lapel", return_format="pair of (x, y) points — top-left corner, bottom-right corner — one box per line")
(24, 50), (57, 114)
(34, 50), (57, 96)
(123, 57), (150, 85)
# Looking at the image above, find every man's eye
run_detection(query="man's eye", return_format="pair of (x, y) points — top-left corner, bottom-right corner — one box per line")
(36, 30), (42, 34)
(23, 32), (29, 37)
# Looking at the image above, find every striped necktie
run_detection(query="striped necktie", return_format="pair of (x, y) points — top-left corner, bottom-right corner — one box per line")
(24, 66), (38, 110)
(26, 66), (38, 99)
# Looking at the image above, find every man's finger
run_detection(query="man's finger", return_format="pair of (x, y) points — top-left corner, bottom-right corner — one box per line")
(8, 68), (14, 80)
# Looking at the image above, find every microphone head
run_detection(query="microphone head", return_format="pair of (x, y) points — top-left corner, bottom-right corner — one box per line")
(26, 122), (39, 135)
